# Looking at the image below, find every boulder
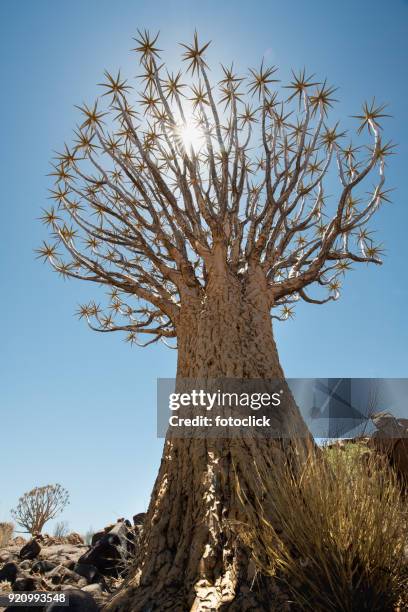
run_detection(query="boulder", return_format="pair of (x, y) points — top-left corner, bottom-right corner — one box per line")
(81, 583), (103, 598)
(73, 562), (100, 583)
(78, 535), (121, 576)
(19, 538), (41, 560)
(45, 587), (100, 611)
(0, 562), (18, 584)
(50, 573), (62, 586)
(73, 563), (110, 592)
(78, 521), (132, 577)
(47, 564), (83, 586)
(370, 412), (408, 487)
(62, 559), (76, 570)
(371, 412), (405, 437)
(67, 533), (84, 545)
(13, 575), (41, 591)
(61, 568), (86, 585)
(133, 512), (146, 527)
(19, 560), (32, 571)
(31, 559), (57, 574)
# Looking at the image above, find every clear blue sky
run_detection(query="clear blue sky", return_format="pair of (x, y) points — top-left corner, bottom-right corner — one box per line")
(0, 0), (407, 533)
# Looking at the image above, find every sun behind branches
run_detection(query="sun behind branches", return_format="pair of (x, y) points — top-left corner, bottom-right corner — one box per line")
(37, 30), (392, 347)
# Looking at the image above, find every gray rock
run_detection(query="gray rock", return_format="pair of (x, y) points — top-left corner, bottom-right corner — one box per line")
(19, 539), (41, 561)
(78, 529), (124, 577)
(19, 560), (32, 571)
(62, 559), (76, 570)
(81, 583), (103, 597)
(13, 575), (41, 591)
(73, 562), (100, 583)
(0, 562), (18, 583)
(31, 559), (57, 574)
(45, 587), (99, 611)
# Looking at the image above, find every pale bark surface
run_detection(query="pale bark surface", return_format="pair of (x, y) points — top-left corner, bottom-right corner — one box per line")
(105, 270), (312, 611)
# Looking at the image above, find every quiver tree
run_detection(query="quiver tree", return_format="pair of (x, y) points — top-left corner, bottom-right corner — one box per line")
(38, 31), (392, 610)
(11, 484), (69, 535)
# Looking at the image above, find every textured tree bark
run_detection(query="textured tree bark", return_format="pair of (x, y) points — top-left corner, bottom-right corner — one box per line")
(105, 265), (313, 611)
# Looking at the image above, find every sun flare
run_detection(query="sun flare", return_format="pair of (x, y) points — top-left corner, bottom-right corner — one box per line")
(179, 121), (205, 150)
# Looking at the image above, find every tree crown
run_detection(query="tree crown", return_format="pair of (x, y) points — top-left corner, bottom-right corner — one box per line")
(38, 31), (392, 346)
(11, 484), (70, 535)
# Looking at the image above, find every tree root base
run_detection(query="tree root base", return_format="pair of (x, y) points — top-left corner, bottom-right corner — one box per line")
(103, 576), (291, 612)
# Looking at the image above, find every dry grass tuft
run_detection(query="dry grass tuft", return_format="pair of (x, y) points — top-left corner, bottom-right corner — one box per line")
(0, 579), (12, 592)
(237, 445), (408, 612)
(0, 522), (14, 548)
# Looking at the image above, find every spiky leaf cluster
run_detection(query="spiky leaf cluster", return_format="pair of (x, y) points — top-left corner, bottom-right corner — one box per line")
(38, 31), (391, 342)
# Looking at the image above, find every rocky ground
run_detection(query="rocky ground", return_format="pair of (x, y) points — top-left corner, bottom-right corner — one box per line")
(0, 514), (145, 611)
(1, 414), (407, 611)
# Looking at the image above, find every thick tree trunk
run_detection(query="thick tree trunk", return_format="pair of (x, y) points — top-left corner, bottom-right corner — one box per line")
(106, 266), (313, 611)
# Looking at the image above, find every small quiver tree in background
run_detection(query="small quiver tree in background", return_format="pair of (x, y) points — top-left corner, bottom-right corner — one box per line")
(11, 484), (69, 536)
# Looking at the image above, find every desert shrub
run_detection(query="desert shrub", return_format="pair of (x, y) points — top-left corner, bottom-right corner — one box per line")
(11, 484), (69, 535)
(324, 439), (372, 468)
(0, 522), (14, 547)
(237, 446), (408, 612)
(53, 520), (69, 538)
(0, 579), (12, 592)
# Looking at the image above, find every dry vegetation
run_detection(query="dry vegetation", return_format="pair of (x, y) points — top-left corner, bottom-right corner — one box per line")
(237, 444), (408, 612)
(10, 484), (69, 535)
(0, 522), (14, 548)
